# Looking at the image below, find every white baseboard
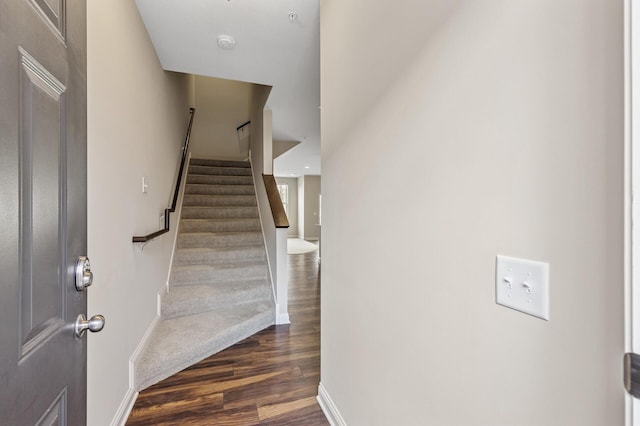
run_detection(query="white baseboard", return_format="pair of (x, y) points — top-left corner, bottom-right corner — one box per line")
(275, 303), (290, 325)
(114, 313), (159, 424)
(317, 383), (347, 426)
(110, 387), (138, 426)
(158, 286), (167, 316)
(129, 312), (160, 394)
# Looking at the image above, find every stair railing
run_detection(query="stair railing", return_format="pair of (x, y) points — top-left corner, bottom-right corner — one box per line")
(132, 107), (196, 243)
(263, 174), (290, 228)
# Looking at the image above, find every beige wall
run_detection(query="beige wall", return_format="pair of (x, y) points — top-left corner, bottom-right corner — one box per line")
(298, 175), (321, 240)
(320, 0), (624, 425)
(190, 76), (252, 160)
(87, 0), (191, 423)
(275, 177), (300, 237)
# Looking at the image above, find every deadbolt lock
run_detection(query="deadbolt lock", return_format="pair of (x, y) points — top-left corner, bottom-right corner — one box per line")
(75, 256), (93, 291)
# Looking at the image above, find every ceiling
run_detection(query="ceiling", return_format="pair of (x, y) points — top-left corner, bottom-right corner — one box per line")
(134, 0), (321, 177)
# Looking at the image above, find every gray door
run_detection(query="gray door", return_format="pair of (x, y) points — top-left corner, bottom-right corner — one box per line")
(0, 0), (90, 423)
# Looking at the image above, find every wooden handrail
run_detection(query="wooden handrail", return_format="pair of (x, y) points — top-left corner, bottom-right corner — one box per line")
(133, 108), (196, 243)
(263, 174), (290, 228)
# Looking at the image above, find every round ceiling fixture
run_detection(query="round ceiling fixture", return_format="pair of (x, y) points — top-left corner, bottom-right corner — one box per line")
(217, 34), (236, 50)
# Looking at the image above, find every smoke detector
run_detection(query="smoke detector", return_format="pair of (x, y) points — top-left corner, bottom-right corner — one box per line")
(217, 34), (236, 50)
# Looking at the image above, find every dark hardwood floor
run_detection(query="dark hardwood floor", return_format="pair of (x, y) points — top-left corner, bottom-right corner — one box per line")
(126, 248), (328, 425)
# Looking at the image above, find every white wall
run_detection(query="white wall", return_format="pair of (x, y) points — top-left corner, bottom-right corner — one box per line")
(87, 0), (191, 423)
(250, 85), (278, 291)
(275, 177), (299, 237)
(320, 1), (624, 425)
(189, 76), (252, 160)
(250, 85), (289, 323)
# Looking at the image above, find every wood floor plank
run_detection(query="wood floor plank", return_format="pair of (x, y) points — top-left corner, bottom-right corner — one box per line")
(127, 249), (328, 425)
(257, 395), (319, 420)
(259, 403), (330, 426)
(223, 374), (320, 410)
(129, 393), (224, 419)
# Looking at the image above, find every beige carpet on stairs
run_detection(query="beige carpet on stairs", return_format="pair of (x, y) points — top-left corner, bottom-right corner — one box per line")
(134, 158), (275, 391)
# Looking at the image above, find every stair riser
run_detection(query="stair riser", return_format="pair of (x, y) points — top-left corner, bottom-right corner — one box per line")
(177, 232), (263, 249)
(162, 288), (272, 319)
(181, 206), (258, 220)
(188, 165), (252, 176)
(174, 247), (266, 267)
(180, 219), (260, 233)
(183, 195), (257, 207)
(185, 184), (255, 196)
(190, 159), (251, 169)
(187, 175), (253, 186)
(171, 264), (268, 286)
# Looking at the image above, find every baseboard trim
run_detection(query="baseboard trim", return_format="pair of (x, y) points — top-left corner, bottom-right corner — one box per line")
(275, 304), (290, 325)
(130, 312), (160, 391)
(317, 383), (347, 426)
(120, 313), (160, 422)
(158, 286), (167, 316)
(110, 387), (138, 426)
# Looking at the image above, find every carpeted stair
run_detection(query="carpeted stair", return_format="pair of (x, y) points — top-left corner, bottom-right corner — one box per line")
(135, 158), (275, 391)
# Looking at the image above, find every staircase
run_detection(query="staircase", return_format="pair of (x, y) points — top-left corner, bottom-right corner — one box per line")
(135, 158), (275, 391)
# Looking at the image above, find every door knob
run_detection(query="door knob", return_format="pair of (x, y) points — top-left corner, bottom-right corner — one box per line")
(75, 256), (93, 291)
(74, 314), (105, 338)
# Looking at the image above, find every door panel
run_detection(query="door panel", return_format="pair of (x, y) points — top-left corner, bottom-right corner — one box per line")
(0, 0), (87, 423)
(19, 47), (67, 358)
(28, 0), (66, 40)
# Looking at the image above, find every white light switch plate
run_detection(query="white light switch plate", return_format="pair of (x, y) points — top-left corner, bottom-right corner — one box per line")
(496, 255), (549, 320)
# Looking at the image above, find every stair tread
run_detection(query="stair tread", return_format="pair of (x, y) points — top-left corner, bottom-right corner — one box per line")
(184, 192), (255, 196)
(175, 246), (264, 258)
(172, 261), (267, 272)
(182, 206), (258, 209)
(187, 175), (253, 183)
(165, 279), (271, 300)
(188, 166), (252, 176)
(171, 262), (268, 286)
(183, 194), (257, 207)
(187, 175), (253, 179)
(184, 196), (255, 200)
(178, 230), (262, 236)
(163, 280), (272, 319)
(190, 158), (251, 168)
(188, 174), (252, 179)
(163, 279), (272, 313)
(186, 183), (254, 187)
(180, 219), (260, 232)
(176, 245), (263, 253)
(181, 217), (259, 222)
(182, 205), (258, 209)
(177, 231), (263, 247)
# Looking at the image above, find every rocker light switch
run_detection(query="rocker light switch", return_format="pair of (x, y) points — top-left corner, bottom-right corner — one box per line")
(496, 255), (549, 320)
